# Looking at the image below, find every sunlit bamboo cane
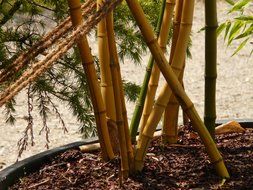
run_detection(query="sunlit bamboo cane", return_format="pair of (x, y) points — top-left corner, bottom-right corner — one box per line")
(67, 0), (114, 160)
(162, 0), (184, 144)
(129, 0), (166, 143)
(138, 0), (175, 135)
(97, 0), (118, 151)
(125, 0), (229, 178)
(106, 11), (134, 177)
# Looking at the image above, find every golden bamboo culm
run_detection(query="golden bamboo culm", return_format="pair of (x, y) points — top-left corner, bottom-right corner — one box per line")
(162, 0), (184, 144)
(139, 0), (175, 134)
(97, 0), (119, 153)
(125, 0), (229, 178)
(67, 0), (114, 160)
(106, 11), (134, 177)
(136, 0), (194, 167)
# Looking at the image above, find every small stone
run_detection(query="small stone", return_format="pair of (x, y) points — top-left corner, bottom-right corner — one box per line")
(215, 121), (245, 134)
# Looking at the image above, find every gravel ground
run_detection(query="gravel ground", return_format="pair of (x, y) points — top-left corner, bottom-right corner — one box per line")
(0, 1), (252, 170)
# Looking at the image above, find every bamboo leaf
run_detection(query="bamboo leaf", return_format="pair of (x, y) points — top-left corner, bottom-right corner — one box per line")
(227, 21), (244, 45)
(224, 21), (231, 41)
(217, 23), (226, 36)
(232, 37), (249, 56)
(225, 0), (235, 5)
(228, 0), (251, 13)
(235, 16), (253, 21)
(235, 25), (253, 39)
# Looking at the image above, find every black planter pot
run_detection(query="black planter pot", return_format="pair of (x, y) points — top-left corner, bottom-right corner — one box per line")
(0, 119), (252, 190)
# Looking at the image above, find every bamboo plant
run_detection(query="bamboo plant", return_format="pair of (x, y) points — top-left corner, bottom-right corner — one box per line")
(138, 0), (175, 134)
(204, 0), (218, 138)
(67, 0), (114, 160)
(106, 11), (134, 177)
(97, 0), (118, 151)
(162, 0), (184, 144)
(137, 0), (193, 153)
(125, 0), (229, 178)
(129, 0), (166, 143)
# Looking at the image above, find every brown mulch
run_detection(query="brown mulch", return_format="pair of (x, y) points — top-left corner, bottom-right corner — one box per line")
(10, 126), (253, 190)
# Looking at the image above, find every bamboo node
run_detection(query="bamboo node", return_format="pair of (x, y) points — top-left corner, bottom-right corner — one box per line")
(149, 83), (158, 87)
(97, 32), (107, 37)
(100, 83), (113, 87)
(146, 66), (152, 72)
(183, 103), (194, 112)
(94, 110), (107, 115)
(141, 133), (154, 140)
(173, 21), (180, 26)
(166, 0), (176, 5)
(205, 25), (218, 29)
(180, 22), (193, 26)
(155, 102), (167, 108)
(69, 5), (81, 11)
(171, 65), (181, 72)
(205, 74), (217, 79)
(147, 38), (157, 46)
(84, 61), (94, 66)
(211, 157), (224, 165)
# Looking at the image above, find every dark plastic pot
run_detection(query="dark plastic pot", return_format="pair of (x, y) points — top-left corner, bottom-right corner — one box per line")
(0, 119), (252, 190)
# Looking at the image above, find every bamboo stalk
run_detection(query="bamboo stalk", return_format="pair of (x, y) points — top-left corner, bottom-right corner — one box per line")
(135, 0), (192, 167)
(125, 0), (229, 178)
(106, 11), (134, 177)
(204, 0), (218, 138)
(97, 0), (118, 151)
(67, 0), (114, 160)
(129, 0), (166, 143)
(138, 0), (175, 135)
(162, 0), (183, 144)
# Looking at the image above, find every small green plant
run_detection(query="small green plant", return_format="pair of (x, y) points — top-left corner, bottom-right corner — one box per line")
(218, 0), (253, 56)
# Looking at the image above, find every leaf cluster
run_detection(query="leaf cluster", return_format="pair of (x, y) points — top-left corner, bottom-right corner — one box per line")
(218, 0), (253, 56)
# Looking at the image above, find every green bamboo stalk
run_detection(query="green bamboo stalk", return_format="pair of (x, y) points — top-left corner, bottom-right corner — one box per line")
(125, 0), (229, 178)
(129, 0), (166, 143)
(204, 0), (218, 138)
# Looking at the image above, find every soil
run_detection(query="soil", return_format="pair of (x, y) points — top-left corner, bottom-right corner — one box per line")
(10, 126), (253, 190)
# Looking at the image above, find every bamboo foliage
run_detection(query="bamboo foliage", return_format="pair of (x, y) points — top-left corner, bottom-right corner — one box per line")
(106, 11), (133, 177)
(129, 0), (166, 143)
(125, 0), (229, 178)
(204, 0), (218, 138)
(67, 0), (114, 160)
(162, 0), (184, 143)
(139, 0), (175, 134)
(97, 0), (118, 150)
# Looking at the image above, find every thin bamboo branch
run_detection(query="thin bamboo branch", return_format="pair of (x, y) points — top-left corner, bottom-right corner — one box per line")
(125, 0), (229, 178)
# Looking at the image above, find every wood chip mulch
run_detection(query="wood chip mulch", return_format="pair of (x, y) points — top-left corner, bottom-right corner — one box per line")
(10, 126), (253, 190)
